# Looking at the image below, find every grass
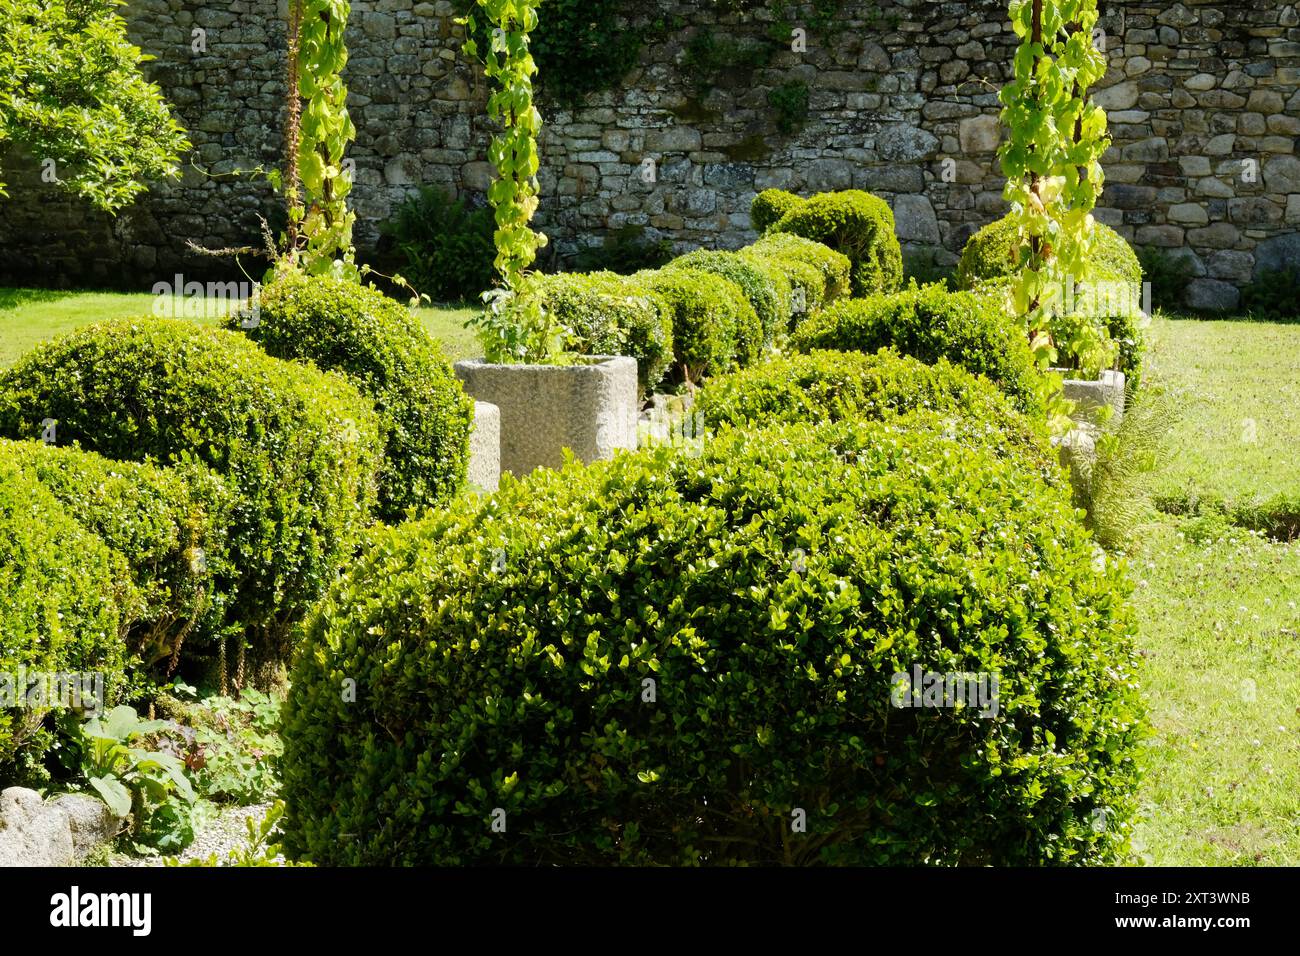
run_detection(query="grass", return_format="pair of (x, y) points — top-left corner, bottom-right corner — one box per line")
(1126, 312), (1300, 865)
(1144, 312), (1300, 535)
(0, 287), (481, 367)
(1127, 518), (1300, 865)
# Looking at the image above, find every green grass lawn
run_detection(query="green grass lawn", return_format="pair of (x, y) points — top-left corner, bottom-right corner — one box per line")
(1144, 313), (1300, 534)
(0, 287), (481, 367)
(1128, 312), (1300, 865)
(1128, 520), (1300, 865)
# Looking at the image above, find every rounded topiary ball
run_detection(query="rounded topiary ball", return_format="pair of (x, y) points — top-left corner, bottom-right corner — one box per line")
(792, 283), (1044, 415)
(281, 415), (1143, 866)
(769, 190), (904, 296)
(0, 317), (383, 655)
(697, 348), (1055, 476)
(231, 274), (473, 522)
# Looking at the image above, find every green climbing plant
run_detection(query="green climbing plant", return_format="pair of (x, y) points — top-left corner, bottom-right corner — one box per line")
(272, 0), (357, 281)
(460, 0), (557, 363)
(998, 0), (1111, 431)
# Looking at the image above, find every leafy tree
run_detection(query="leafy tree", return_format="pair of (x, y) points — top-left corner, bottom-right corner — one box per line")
(0, 0), (190, 211)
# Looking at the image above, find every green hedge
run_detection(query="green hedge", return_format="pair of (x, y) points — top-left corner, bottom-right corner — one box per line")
(956, 216), (1146, 386)
(666, 249), (788, 343)
(633, 269), (740, 382)
(0, 458), (131, 770)
(3, 439), (231, 673)
(0, 319), (383, 662)
(538, 271), (675, 394)
(751, 188), (803, 233)
(229, 274), (473, 522)
(282, 415), (1143, 865)
(792, 283), (1043, 415)
(769, 190), (904, 296)
(746, 232), (852, 303)
(956, 214), (1142, 288)
(742, 249), (827, 317)
(697, 349), (1055, 475)
(660, 267), (764, 369)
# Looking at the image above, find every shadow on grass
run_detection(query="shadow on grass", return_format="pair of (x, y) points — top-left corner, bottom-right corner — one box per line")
(0, 288), (83, 312)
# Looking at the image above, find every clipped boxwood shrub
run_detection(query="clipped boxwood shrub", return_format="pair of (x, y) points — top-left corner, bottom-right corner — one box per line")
(751, 187), (803, 233)
(792, 283), (1043, 415)
(281, 414), (1143, 866)
(697, 349), (1055, 476)
(0, 319), (383, 664)
(0, 458), (131, 771)
(3, 439), (232, 673)
(538, 271), (674, 394)
(742, 249), (827, 316)
(229, 273), (473, 522)
(956, 214), (1143, 289)
(666, 249), (785, 343)
(770, 190), (904, 296)
(666, 266), (764, 369)
(740, 254), (794, 329)
(633, 269), (738, 382)
(747, 232), (851, 303)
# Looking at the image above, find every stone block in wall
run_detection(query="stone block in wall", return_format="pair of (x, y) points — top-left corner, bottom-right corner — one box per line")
(1186, 277), (1241, 312)
(892, 195), (941, 245)
(1254, 233), (1300, 277)
(957, 115), (1001, 153)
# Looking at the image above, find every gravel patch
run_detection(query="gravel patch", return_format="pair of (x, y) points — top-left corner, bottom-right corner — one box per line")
(109, 802), (272, 868)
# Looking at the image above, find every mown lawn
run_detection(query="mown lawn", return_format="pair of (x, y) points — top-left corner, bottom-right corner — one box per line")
(1144, 313), (1300, 534)
(1129, 313), (1300, 865)
(0, 287), (480, 367)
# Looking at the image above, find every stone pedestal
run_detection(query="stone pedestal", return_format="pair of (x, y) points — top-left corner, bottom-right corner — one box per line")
(454, 356), (638, 477)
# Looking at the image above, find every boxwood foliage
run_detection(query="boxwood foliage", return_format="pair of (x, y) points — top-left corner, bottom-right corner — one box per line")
(956, 213), (1143, 289)
(229, 274), (473, 522)
(281, 415), (1144, 866)
(0, 458), (131, 769)
(746, 232), (852, 303)
(537, 271), (675, 394)
(792, 283), (1043, 415)
(742, 249), (828, 317)
(0, 319), (383, 662)
(657, 266), (765, 370)
(3, 438), (232, 673)
(769, 190), (904, 296)
(666, 249), (788, 344)
(696, 349), (1055, 477)
(751, 187), (804, 233)
(632, 269), (740, 383)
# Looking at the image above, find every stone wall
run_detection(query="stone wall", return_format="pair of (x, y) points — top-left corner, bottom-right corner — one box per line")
(0, 0), (1297, 311)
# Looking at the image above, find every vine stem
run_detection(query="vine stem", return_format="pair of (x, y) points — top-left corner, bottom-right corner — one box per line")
(285, 0), (304, 254)
(1027, 0), (1045, 317)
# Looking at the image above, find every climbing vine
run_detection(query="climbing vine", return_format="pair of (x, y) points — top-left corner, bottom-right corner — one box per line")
(460, 0), (557, 363)
(998, 0), (1112, 426)
(274, 0), (357, 280)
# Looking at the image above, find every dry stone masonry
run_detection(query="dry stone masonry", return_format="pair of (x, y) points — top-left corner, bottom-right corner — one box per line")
(0, 0), (1296, 311)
